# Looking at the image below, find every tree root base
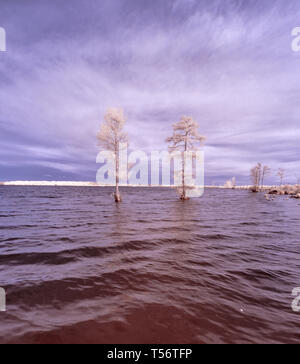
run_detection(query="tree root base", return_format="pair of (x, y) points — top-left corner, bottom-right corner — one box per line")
(114, 194), (122, 203)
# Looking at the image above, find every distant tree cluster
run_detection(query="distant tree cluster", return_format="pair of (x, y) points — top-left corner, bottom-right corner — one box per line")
(250, 163), (286, 192)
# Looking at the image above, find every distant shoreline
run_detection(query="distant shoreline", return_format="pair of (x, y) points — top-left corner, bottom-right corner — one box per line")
(0, 181), (271, 189)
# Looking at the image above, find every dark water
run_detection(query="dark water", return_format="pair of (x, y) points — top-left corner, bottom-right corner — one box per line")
(0, 186), (299, 344)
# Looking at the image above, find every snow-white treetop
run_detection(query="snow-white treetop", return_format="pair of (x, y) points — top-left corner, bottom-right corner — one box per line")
(97, 108), (128, 151)
(166, 116), (206, 152)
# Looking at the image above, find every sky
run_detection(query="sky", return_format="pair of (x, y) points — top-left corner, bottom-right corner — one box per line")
(0, 0), (300, 185)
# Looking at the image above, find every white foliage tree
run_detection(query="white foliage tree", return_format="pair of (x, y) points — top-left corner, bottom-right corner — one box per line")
(251, 163), (271, 191)
(261, 166), (271, 188)
(225, 177), (236, 189)
(277, 168), (285, 186)
(97, 108), (128, 203)
(250, 163), (262, 192)
(166, 116), (205, 200)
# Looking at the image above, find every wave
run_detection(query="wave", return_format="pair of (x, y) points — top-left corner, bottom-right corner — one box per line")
(1, 187), (300, 344)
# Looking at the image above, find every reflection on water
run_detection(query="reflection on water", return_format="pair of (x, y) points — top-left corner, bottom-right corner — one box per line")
(0, 186), (300, 344)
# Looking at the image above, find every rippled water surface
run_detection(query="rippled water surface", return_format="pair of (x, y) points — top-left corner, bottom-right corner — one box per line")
(0, 186), (299, 344)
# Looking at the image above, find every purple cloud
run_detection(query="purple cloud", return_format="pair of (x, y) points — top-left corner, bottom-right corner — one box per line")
(1, 0), (300, 184)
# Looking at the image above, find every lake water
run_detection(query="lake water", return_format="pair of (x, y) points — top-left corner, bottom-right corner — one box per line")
(0, 186), (299, 344)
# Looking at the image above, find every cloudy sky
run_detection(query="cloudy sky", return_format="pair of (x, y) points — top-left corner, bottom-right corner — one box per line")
(0, 0), (300, 184)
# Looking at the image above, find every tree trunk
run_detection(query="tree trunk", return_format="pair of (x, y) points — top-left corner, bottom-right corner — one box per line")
(181, 151), (185, 199)
(115, 146), (121, 203)
(180, 139), (189, 201)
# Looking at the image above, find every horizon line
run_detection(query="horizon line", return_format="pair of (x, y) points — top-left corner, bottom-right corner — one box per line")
(0, 181), (280, 189)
